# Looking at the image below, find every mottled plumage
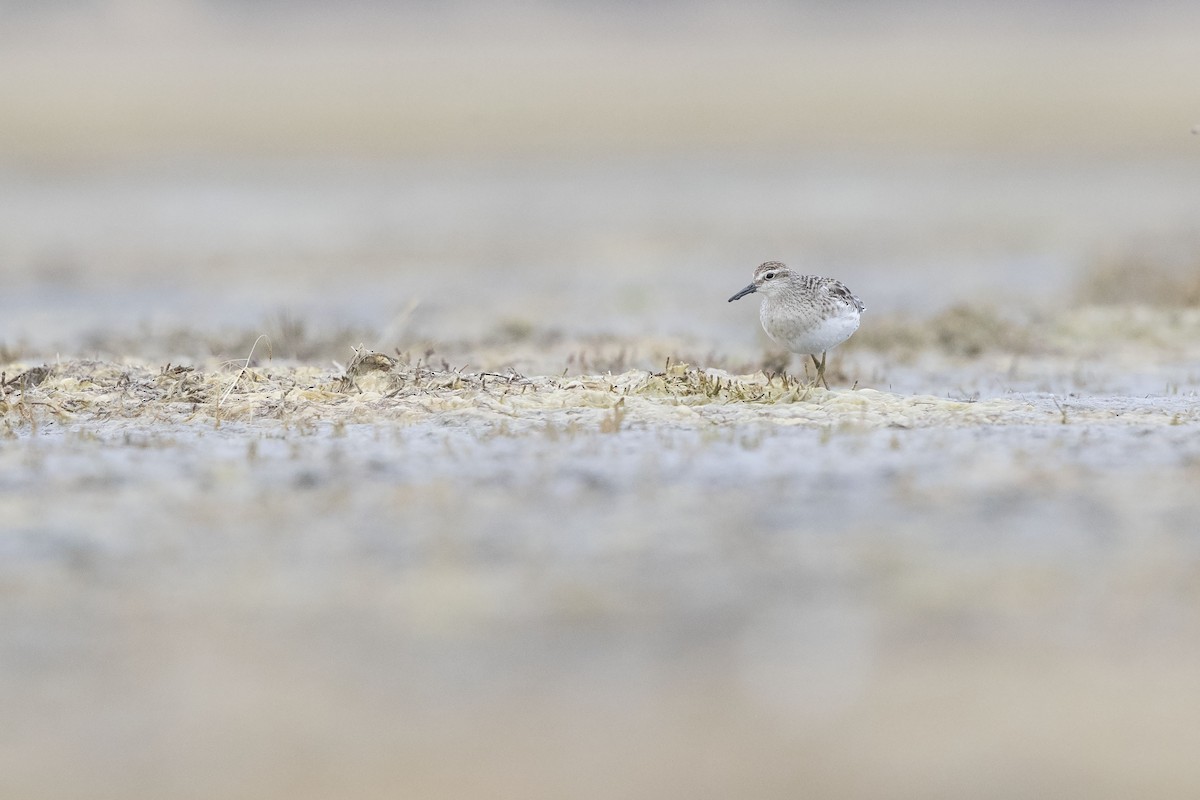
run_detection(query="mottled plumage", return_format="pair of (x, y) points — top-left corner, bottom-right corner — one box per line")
(728, 260), (864, 387)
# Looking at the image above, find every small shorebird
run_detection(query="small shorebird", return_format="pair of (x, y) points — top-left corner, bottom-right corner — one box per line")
(728, 260), (865, 388)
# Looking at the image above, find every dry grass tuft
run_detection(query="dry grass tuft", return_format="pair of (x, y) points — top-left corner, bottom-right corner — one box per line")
(0, 357), (830, 433)
(336, 346), (399, 393)
(2, 365), (51, 392)
(619, 361), (814, 405)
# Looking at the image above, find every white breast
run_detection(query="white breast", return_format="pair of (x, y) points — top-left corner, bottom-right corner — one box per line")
(760, 301), (861, 355)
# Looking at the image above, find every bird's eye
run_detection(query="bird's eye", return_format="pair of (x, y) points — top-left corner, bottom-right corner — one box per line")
(763, 271), (776, 280)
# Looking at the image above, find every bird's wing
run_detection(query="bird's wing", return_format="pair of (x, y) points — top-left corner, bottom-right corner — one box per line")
(827, 280), (865, 313)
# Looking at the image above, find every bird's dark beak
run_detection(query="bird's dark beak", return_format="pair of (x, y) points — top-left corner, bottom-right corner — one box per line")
(728, 283), (757, 302)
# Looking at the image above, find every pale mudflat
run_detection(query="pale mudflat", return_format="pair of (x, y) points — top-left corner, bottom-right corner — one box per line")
(3, 316), (1200, 800)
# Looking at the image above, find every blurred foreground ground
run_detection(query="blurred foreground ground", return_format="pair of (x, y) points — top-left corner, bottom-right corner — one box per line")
(3, 319), (1200, 799)
(3, 2), (1200, 798)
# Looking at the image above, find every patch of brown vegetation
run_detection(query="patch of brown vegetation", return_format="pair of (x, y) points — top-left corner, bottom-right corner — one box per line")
(848, 305), (1031, 358)
(1076, 246), (1200, 307)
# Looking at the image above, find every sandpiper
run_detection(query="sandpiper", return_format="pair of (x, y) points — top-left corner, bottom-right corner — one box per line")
(728, 260), (865, 388)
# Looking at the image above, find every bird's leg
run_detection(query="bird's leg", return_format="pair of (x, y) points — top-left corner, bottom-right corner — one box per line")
(811, 352), (829, 389)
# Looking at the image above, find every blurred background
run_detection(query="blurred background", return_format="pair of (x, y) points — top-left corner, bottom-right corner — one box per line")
(2, 0), (1199, 357)
(4, 3), (1200, 800)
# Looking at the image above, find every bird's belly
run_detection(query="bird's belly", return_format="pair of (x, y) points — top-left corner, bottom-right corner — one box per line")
(762, 307), (860, 354)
